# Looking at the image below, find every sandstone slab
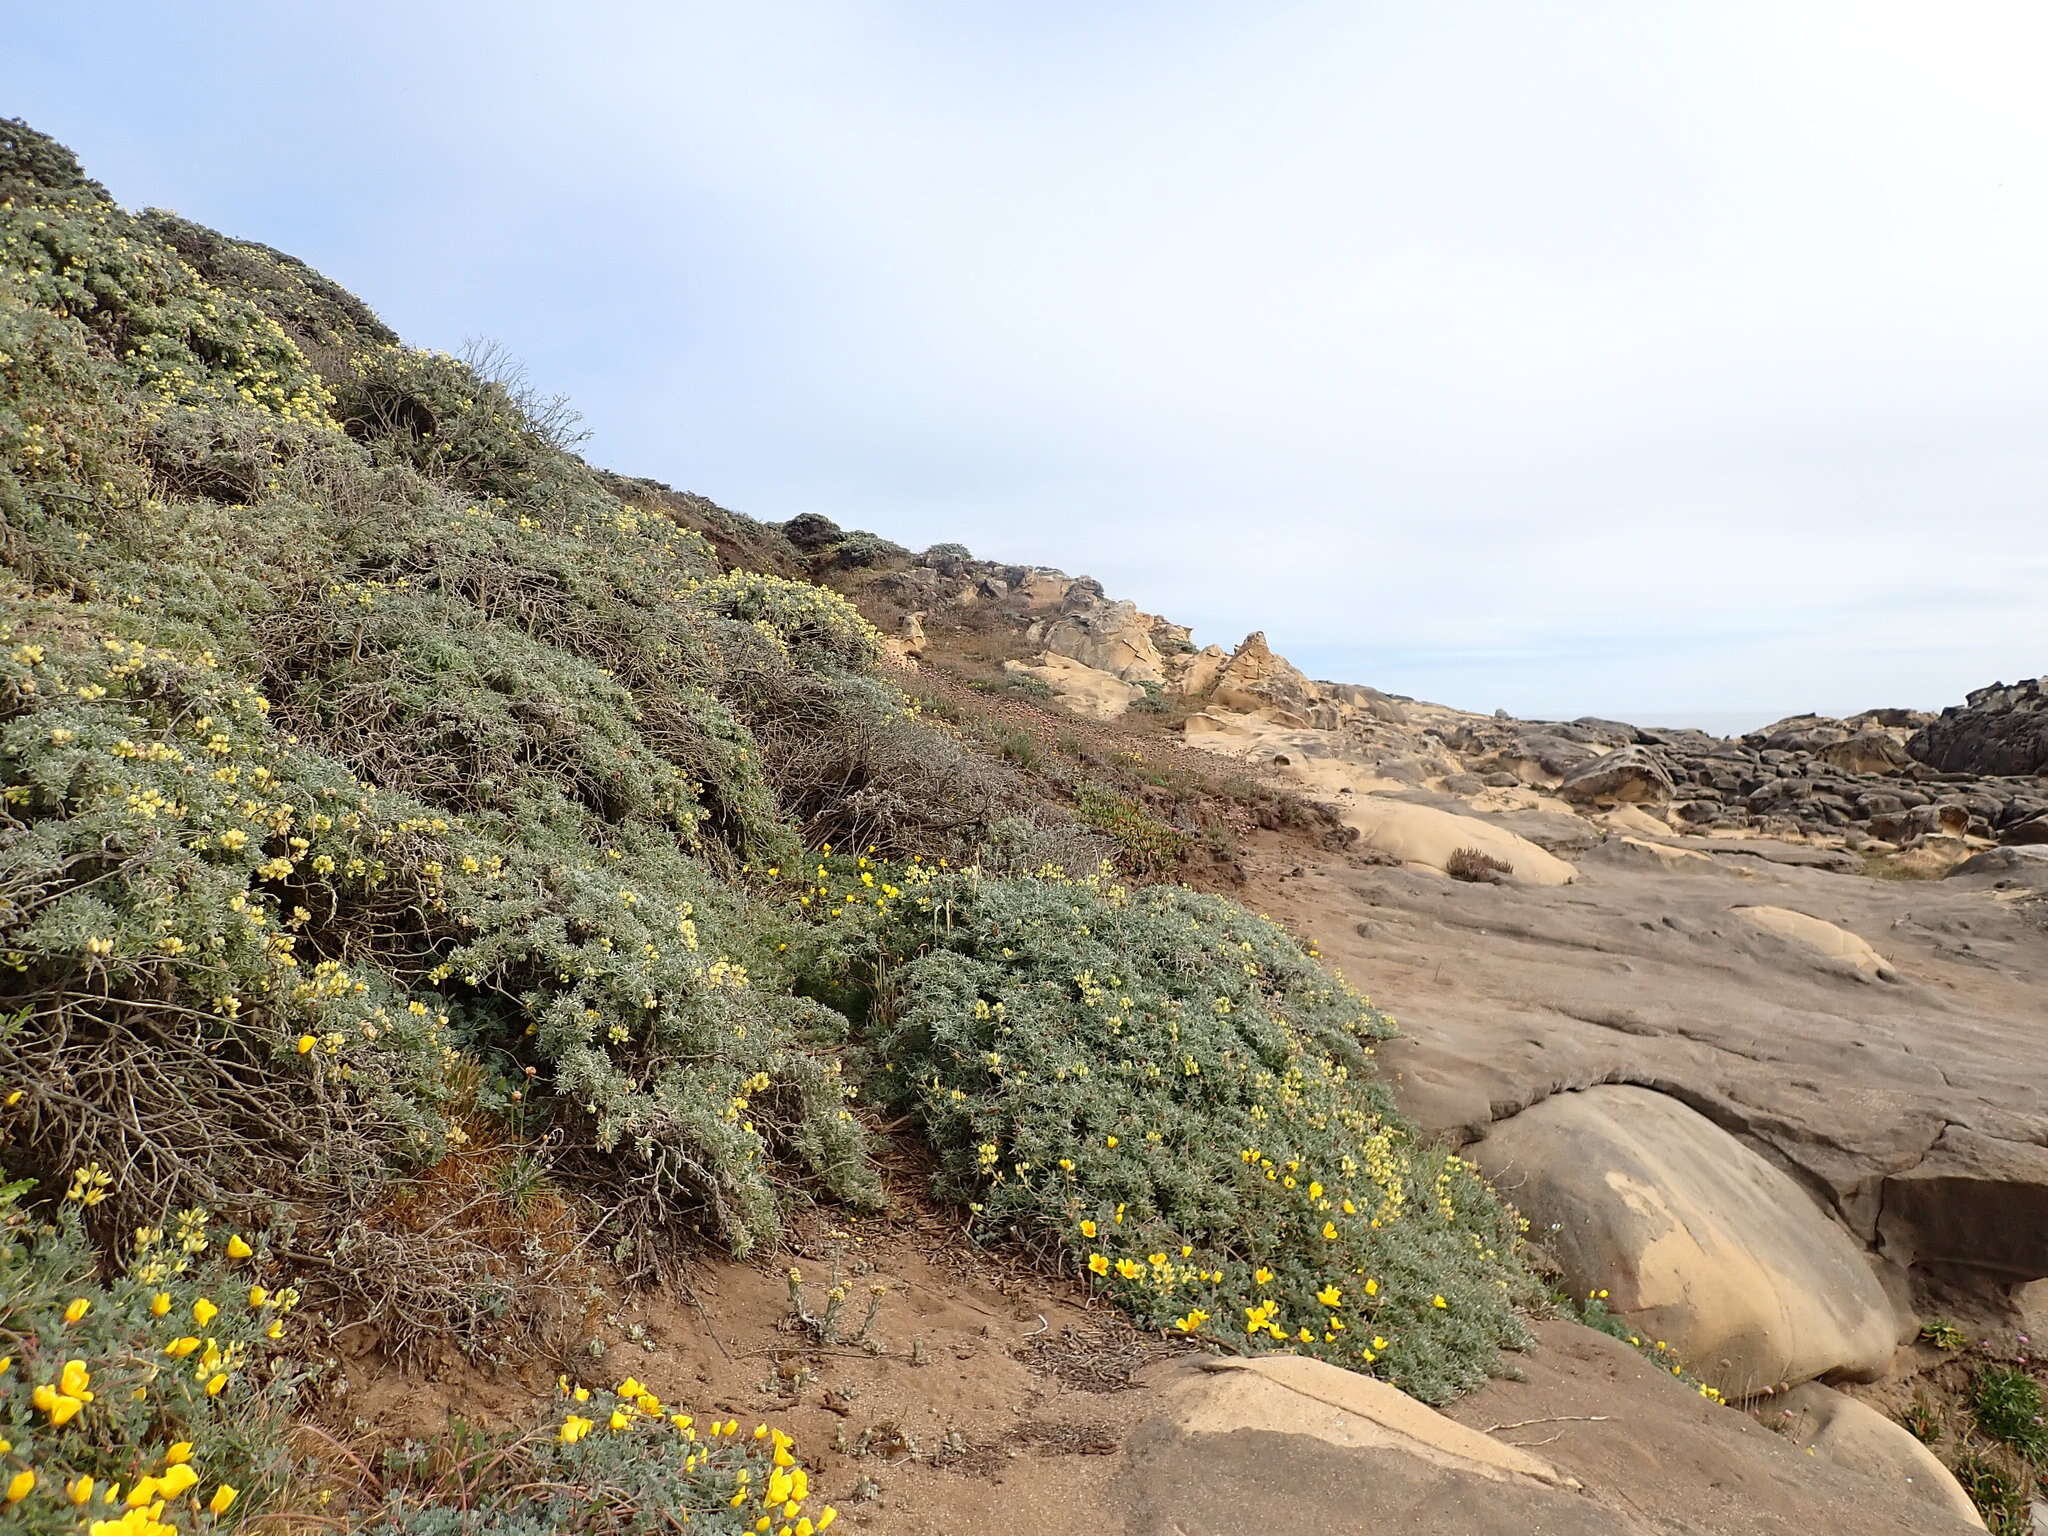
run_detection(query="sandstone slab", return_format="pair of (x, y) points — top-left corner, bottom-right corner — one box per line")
(1471, 1086), (1910, 1396)
(1769, 1382), (1986, 1529)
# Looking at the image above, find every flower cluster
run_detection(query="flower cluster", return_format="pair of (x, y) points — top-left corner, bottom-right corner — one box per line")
(0, 1169), (300, 1535)
(837, 866), (1539, 1403)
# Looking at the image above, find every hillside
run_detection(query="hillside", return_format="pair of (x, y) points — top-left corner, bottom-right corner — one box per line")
(2, 119), (2042, 1535)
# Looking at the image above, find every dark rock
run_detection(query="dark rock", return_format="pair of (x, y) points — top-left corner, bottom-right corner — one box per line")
(1909, 677), (2048, 777)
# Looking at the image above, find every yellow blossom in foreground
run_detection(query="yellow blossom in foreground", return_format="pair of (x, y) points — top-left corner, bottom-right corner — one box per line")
(226, 1234), (254, 1259)
(6, 1470), (35, 1503)
(210, 1484), (239, 1515)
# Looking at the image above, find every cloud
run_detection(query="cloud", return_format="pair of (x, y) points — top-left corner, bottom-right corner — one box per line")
(8, 0), (2044, 718)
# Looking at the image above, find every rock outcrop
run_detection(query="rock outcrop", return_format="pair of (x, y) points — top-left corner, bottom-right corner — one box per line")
(1470, 1086), (1910, 1396)
(1910, 676), (2048, 778)
(1768, 1383), (1987, 1530)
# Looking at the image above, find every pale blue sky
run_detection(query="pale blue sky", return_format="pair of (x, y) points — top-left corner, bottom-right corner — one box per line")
(9, 2), (2045, 727)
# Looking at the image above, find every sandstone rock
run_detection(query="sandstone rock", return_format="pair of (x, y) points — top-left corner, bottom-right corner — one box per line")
(1030, 589), (1169, 683)
(1204, 631), (1327, 726)
(1586, 836), (1723, 875)
(1467, 731), (1600, 787)
(1173, 643), (1230, 698)
(1000, 655), (1142, 720)
(1119, 1353), (1636, 1536)
(1910, 677), (2048, 777)
(1337, 796), (1576, 886)
(896, 611), (927, 659)
(1471, 1086), (1909, 1396)
(1733, 905), (1896, 981)
(1558, 745), (1677, 805)
(1816, 730), (1913, 775)
(1768, 1383), (1986, 1529)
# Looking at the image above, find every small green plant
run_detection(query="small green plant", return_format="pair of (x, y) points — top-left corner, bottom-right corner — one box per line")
(1072, 783), (1192, 876)
(1899, 1390), (1943, 1445)
(784, 1258), (886, 1347)
(1971, 1365), (2048, 1459)
(1920, 1317), (1969, 1351)
(1445, 846), (1512, 883)
(1949, 1449), (2032, 1536)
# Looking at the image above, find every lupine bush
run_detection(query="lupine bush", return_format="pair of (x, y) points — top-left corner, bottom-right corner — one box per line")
(799, 862), (1539, 1402)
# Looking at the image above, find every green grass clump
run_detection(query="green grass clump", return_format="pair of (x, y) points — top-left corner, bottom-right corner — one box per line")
(1972, 1365), (2048, 1460)
(805, 866), (1536, 1403)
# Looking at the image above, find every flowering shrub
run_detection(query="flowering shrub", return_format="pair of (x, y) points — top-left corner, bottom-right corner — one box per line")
(0, 1170), (301, 1534)
(361, 1379), (840, 1536)
(691, 571), (883, 672)
(810, 867), (1538, 1402)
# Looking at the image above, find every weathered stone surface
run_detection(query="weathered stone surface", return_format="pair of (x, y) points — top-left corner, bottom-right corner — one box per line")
(1733, 905), (1896, 981)
(1911, 676), (2048, 777)
(1201, 631), (1327, 726)
(1558, 745), (1677, 805)
(1469, 1086), (1910, 1395)
(1000, 655), (1142, 719)
(1335, 795), (1576, 886)
(1029, 587), (1169, 683)
(1768, 1383), (1987, 1529)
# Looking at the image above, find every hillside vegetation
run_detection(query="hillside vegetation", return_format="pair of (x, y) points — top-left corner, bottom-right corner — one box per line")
(0, 120), (1533, 1533)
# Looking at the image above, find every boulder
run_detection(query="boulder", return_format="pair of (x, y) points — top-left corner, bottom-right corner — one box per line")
(1030, 589), (1169, 683)
(1000, 655), (1142, 720)
(1733, 906), (1896, 982)
(1816, 730), (1913, 775)
(1203, 631), (1327, 726)
(1767, 1383), (1986, 1530)
(1336, 796), (1576, 886)
(1471, 1086), (1909, 1396)
(1909, 677), (2048, 777)
(1558, 746), (1677, 805)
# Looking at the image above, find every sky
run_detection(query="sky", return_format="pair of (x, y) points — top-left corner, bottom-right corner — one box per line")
(8, 2), (2046, 730)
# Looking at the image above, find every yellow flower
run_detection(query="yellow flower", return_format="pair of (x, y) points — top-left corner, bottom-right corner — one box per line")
(1317, 1285), (1342, 1307)
(164, 1337), (201, 1358)
(68, 1474), (95, 1505)
(1087, 1253), (1109, 1276)
(1105, 1135), (1118, 1148)
(248, 1285), (268, 1308)
(1115, 1258), (1144, 1281)
(159, 1464), (198, 1498)
(1254, 1267), (1273, 1285)
(5, 1469), (34, 1503)
(59, 1360), (89, 1398)
(210, 1484), (239, 1515)
(296, 1035), (316, 1054)
(608, 1410), (630, 1431)
(164, 1443), (193, 1465)
(1320, 1222), (1338, 1240)
(192, 1297), (218, 1326)
(204, 1372), (228, 1396)
(226, 1234), (254, 1259)
(1431, 1295), (1448, 1309)
(149, 1293), (171, 1317)
(1078, 1219), (1097, 1238)
(63, 1297), (90, 1324)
